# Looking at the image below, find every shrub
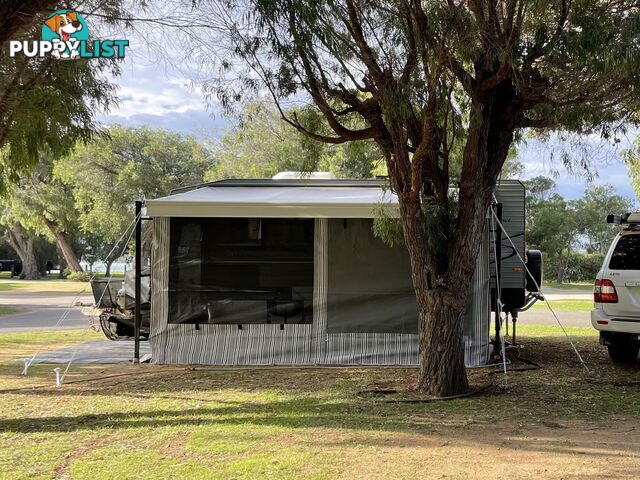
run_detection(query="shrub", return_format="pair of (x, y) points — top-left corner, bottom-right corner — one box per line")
(544, 252), (604, 283)
(66, 271), (92, 282)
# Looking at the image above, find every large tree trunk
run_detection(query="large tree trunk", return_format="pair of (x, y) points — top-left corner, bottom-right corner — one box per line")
(57, 245), (66, 278)
(103, 249), (121, 278)
(390, 84), (520, 397)
(3, 224), (40, 280)
(399, 199), (474, 397)
(42, 218), (83, 272)
(418, 291), (469, 394)
(556, 252), (565, 284)
(105, 259), (113, 277)
(54, 230), (83, 273)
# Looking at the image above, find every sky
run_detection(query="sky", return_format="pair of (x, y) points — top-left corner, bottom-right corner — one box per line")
(98, 52), (639, 204)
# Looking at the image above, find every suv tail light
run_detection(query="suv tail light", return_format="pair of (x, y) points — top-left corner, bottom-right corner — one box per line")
(594, 278), (619, 303)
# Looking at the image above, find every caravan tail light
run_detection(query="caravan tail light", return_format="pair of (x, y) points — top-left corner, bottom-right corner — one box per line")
(594, 279), (619, 303)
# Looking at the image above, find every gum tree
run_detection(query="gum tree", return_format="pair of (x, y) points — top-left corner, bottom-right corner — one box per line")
(55, 126), (213, 275)
(2, 157), (85, 273)
(625, 138), (640, 200)
(0, 2), (124, 276)
(184, 0), (640, 396)
(0, 1), (128, 187)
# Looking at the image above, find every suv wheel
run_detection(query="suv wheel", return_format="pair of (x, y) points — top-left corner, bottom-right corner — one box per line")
(608, 341), (640, 364)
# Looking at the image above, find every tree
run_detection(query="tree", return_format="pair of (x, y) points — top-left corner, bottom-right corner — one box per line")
(527, 193), (578, 284)
(2, 157), (84, 272)
(0, 2), (124, 188)
(2, 223), (40, 279)
(524, 176), (557, 204)
(0, 2), (128, 273)
(1, 192), (62, 279)
(525, 182), (633, 282)
(165, 0), (640, 396)
(210, 102), (326, 179)
(629, 161), (640, 199)
(55, 126), (214, 275)
(213, 100), (522, 182)
(624, 139), (640, 202)
(499, 148), (524, 180)
(574, 185), (634, 254)
(209, 101), (383, 180)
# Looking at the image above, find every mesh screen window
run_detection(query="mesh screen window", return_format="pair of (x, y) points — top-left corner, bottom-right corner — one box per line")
(326, 218), (418, 334)
(168, 218), (314, 325)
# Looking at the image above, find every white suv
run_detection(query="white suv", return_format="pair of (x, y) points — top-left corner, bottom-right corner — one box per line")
(592, 212), (640, 363)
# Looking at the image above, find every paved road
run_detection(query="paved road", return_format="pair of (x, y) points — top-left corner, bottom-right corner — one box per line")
(540, 287), (592, 300)
(514, 286), (593, 328)
(0, 293), (93, 306)
(0, 292), (93, 331)
(516, 309), (590, 328)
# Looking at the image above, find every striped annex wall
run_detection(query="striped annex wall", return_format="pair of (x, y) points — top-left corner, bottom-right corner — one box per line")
(313, 218), (418, 365)
(150, 217), (490, 367)
(464, 223), (491, 367)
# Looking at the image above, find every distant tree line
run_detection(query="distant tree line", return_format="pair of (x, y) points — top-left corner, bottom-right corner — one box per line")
(0, 126), (213, 279)
(525, 177), (635, 284)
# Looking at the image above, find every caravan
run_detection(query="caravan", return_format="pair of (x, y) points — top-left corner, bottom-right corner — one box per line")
(117, 176), (539, 367)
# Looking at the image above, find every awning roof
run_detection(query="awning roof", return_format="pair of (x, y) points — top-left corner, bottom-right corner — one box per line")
(145, 182), (399, 218)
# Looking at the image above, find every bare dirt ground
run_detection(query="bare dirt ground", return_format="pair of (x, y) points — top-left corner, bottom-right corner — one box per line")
(335, 422), (640, 479)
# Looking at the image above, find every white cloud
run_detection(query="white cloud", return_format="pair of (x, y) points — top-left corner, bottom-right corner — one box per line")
(101, 109), (228, 139)
(107, 61), (206, 116)
(517, 136), (637, 201)
(97, 56), (228, 138)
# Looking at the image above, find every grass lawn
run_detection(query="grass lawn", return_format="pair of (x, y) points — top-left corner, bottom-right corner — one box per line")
(0, 278), (90, 295)
(1, 325), (640, 479)
(531, 298), (594, 312)
(543, 281), (593, 291)
(92, 272), (125, 279)
(0, 306), (25, 316)
(0, 271), (124, 295)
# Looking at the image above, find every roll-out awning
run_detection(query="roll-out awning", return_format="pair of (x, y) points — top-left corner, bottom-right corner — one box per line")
(145, 182), (400, 218)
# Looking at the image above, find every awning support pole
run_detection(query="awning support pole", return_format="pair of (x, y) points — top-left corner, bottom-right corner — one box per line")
(134, 200), (142, 364)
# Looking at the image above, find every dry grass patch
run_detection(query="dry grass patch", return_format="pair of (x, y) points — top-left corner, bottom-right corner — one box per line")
(0, 306), (25, 316)
(0, 278), (90, 294)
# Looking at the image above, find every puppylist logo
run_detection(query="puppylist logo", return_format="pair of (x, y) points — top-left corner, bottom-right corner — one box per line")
(9, 10), (128, 59)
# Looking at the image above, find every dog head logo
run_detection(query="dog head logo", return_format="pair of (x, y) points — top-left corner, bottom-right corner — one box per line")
(42, 10), (89, 59)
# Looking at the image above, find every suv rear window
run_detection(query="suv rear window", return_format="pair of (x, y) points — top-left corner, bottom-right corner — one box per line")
(609, 234), (640, 270)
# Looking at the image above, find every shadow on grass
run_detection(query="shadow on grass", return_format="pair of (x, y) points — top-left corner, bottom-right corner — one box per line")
(3, 334), (640, 452)
(1, 394), (640, 462)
